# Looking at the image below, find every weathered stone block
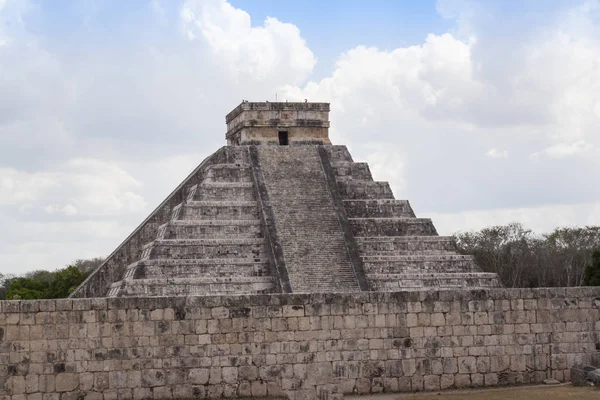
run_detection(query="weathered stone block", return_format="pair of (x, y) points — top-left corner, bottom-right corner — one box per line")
(54, 374), (78, 392)
(423, 375), (440, 391)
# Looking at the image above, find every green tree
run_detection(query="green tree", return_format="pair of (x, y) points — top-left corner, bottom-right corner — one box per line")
(0, 273), (12, 300)
(6, 277), (48, 300)
(4, 260), (94, 300)
(26, 270), (55, 284)
(45, 265), (88, 298)
(583, 250), (600, 286)
(455, 223), (600, 288)
(71, 257), (105, 275)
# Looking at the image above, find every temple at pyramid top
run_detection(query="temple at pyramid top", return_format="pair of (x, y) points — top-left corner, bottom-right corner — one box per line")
(71, 101), (501, 298)
(225, 101), (331, 146)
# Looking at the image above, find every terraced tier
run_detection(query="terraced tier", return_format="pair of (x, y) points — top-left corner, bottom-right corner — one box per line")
(204, 163), (253, 182)
(193, 182), (255, 201)
(369, 272), (501, 290)
(326, 145), (354, 163)
(331, 161), (373, 181)
(160, 219), (263, 239)
(362, 254), (480, 274)
(179, 201), (259, 220)
(324, 145), (502, 290)
(337, 180), (395, 199)
(106, 152), (278, 298)
(349, 218), (438, 237)
(123, 257), (271, 279)
(356, 236), (457, 255)
(344, 199), (415, 218)
(111, 276), (275, 297)
(142, 238), (267, 260)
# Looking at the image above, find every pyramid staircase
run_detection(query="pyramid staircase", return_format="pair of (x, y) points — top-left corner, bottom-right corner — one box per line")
(325, 145), (501, 290)
(107, 150), (277, 297)
(255, 146), (363, 293)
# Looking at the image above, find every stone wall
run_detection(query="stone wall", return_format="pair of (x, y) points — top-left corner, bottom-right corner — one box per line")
(2, 288), (599, 400)
(225, 102), (330, 145)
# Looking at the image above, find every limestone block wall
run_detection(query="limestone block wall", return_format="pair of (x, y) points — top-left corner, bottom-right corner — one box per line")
(1, 288), (600, 400)
(225, 102), (330, 145)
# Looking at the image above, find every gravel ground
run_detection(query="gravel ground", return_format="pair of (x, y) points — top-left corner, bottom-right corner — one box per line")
(349, 384), (598, 400)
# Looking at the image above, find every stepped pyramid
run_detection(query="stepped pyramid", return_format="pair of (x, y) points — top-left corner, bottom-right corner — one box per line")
(72, 102), (500, 298)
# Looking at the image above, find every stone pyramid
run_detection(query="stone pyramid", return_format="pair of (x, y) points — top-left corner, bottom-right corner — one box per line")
(71, 102), (500, 298)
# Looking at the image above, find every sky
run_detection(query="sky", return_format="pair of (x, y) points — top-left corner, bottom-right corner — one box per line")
(1, 0), (600, 275)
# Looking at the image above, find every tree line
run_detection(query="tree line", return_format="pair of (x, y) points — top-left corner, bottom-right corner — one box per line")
(453, 223), (600, 288)
(0, 257), (104, 300)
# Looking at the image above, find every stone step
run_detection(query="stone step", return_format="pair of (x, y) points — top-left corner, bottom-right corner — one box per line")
(368, 272), (502, 290)
(362, 254), (479, 274)
(343, 199), (415, 218)
(220, 147), (252, 165)
(122, 257), (270, 280)
(116, 276), (275, 297)
(204, 163), (253, 183)
(350, 218), (438, 237)
(159, 219), (263, 239)
(293, 275), (362, 293)
(337, 180), (394, 199)
(132, 257), (271, 278)
(194, 182), (255, 201)
(142, 238), (267, 259)
(331, 162), (372, 181)
(129, 257), (270, 268)
(180, 201), (259, 220)
(142, 265), (270, 279)
(323, 145), (354, 163)
(362, 254), (476, 262)
(356, 236), (457, 254)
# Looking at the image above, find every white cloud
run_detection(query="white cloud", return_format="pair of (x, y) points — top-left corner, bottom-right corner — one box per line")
(430, 201), (600, 236)
(0, 219), (130, 275)
(486, 148), (508, 158)
(530, 140), (594, 159)
(364, 144), (406, 193)
(282, 1), (600, 222)
(0, 158), (146, 216)
(0, 169), (57, 206)
(62, 204), (78, 216)
(43, 205), (58, 214)
(283, 33), (479, 118)
(44, 203), (78, 216)
(181, 0), (315, 85)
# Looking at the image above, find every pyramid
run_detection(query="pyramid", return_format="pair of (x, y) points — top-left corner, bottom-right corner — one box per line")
(71, 102), (500, 298)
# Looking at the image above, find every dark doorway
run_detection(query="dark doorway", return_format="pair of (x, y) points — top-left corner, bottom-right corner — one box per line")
(278, 131), (289, 145)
